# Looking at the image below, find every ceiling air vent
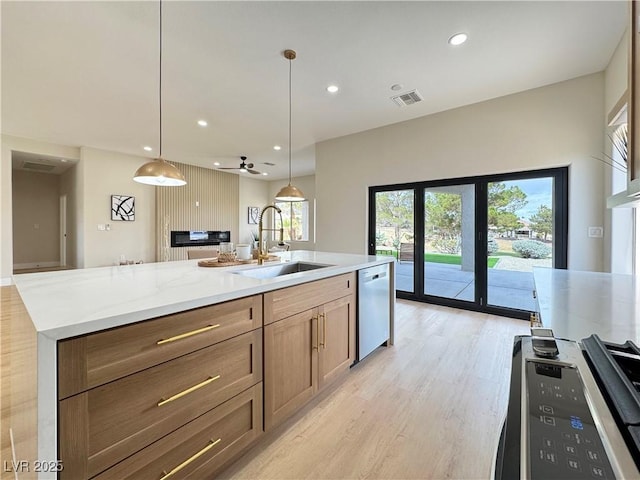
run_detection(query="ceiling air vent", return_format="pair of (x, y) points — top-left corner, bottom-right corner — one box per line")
(22, 161), (56, 172)
(391, 89), (423, 107)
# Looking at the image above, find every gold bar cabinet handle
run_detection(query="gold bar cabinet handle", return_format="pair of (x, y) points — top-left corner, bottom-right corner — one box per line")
(320, 313), (326, 349)
(312, 315), (319, 350)
(157, 375), (221, 407)
(157, 324), (220, 345)
(159, 438), (222, 480)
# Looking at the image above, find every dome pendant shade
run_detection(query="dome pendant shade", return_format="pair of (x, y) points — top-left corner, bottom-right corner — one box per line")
(275, 183), (305, 202)
(133, 158), (186, 186)
(276, 48), (305, 202)
(133, 1), (186, 187)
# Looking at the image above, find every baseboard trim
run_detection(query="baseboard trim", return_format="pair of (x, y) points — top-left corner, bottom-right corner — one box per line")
(1, 277), (13, 286)
(14, 261), (61, 270)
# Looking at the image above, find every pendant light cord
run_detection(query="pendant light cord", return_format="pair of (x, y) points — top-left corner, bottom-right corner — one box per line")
(159, 0), (163, 159)
(288, 55), (292, 185)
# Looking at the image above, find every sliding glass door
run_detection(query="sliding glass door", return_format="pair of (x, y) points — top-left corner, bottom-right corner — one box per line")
(371, 189), (415, 293)
(369, 168), (567, 319)
(486, 176), (561, 311)
(423, 184), (475, 302)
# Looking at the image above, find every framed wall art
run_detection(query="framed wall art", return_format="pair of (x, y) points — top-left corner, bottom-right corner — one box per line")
(248, 206), (259, 224)
(111, 195), (135, 221)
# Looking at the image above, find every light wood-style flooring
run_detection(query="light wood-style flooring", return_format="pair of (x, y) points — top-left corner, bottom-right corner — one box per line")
(220, 299), (529, 480)
(1, 286), (38, 480)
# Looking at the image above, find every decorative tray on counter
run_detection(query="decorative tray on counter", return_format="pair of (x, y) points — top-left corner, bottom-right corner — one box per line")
(197, 256), (280, 268)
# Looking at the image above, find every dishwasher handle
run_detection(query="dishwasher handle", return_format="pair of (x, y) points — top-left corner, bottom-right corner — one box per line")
(362, 271), (386, 282)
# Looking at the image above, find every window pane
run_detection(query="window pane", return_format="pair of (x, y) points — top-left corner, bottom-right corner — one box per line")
(424, 184), (475, 302)
(374, 190), (414, 293)
(487, 177), (553, 311)
(275, 201), (309, 241)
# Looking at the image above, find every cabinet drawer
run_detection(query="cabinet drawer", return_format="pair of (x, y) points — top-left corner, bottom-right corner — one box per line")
(59, 329), (262, 479)
(58, 295), (262, 398)
(264, 273), (355, 325)
(93, 384), (263, 480)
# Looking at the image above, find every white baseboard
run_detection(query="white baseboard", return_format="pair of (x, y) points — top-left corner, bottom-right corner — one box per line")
(1, 277), (13, 286)
(14, 261), (61, 270)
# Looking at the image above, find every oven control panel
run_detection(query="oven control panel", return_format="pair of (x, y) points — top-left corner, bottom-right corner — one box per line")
(526, 360), (616, 479)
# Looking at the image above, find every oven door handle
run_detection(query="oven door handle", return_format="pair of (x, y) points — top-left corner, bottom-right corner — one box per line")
(492, 414), (508, 480)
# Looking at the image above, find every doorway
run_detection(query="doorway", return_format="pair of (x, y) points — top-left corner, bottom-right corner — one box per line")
(11, 151), (77, 273)
(60, 194), (67, 267)
(369, 168), (568, 319)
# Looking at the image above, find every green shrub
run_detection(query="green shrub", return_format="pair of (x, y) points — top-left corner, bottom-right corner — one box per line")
(512, 240), (551, 259)
(431, 236), (461, 254)
(487, 238), (499, 255)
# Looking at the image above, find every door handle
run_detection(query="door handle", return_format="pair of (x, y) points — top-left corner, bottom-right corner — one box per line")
(319, 313), (326, 349)
(313, 315), (319, 350)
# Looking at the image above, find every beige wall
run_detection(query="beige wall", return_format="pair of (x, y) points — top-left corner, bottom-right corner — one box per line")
(605, 29), (628, 116)
(81, 147), (156, 267)
(603, 28), (630, 273)
(156, 162), (239, 262)
(269, 175), (316, 251)
(316, 73), (606, 272)
(12, 170), (60, 267)
(60, 165), (79, 268)
(0, 135), (81, 283)
(239, 176), (270, 246)
(0, 137), (247, 275)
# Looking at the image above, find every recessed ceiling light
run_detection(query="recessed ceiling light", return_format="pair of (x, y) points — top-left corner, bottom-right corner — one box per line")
(262, 172), (269, 176)
(327, 85), (339, 93)
(60, 158), (68, 163)
(197, 120), (208, 127)
(273, 145), (281, 151)
(213, 161), (220, 166)
(143, 146), (153, 152)
(448, 33), (468, 46)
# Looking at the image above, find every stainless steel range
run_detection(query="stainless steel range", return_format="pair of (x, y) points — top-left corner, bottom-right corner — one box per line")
(494, 330), (640, 479)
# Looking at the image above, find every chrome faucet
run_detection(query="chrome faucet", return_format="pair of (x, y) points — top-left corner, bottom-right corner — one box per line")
(258, 204), (284, 265)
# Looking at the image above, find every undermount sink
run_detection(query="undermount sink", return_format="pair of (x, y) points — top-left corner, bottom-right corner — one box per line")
(231, 261), (333, 279)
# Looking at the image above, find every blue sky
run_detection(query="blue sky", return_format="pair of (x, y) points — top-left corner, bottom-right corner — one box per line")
(500, 178), (553, 220)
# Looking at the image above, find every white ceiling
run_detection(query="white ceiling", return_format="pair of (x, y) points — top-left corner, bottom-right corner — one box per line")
(1, 1), (627, 180)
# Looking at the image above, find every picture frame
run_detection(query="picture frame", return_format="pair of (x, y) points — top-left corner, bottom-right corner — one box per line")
(111, 195), (135, 221)
(248, 206), (259, 224)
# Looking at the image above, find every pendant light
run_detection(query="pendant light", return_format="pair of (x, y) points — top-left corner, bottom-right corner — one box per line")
(275, 49), (305, 202)
(133, 1), (186, 187)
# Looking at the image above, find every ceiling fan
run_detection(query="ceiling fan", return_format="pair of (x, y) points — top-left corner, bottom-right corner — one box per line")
(218, 156), (262, 175)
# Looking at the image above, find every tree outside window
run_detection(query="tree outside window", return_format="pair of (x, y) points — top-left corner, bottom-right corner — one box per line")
(275, 201), (309, 241)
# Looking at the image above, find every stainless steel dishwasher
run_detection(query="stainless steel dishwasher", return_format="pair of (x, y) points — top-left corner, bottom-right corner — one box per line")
(357, 263), (391, 361)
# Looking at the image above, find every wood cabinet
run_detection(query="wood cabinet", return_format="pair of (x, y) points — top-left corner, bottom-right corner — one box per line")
(93, 384), (263, 480)
(56, 271), (364, 477)
(628, 0), (640, 197)
(631, 1), (640, 186)
(317, 295), (355, 388)
(264, 308), (317, 429)
(58, 295), (263, 479)
(264, 273), (356, 430)
(58, 295), (262, 399)
(264, 272), (354, 325)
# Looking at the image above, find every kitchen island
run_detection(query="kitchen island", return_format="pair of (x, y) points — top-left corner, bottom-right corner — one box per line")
(5, 251), (394, 479)
(533, 267), (640, 344)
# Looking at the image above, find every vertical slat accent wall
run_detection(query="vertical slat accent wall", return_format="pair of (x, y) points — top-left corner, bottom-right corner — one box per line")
(156, 162), (239, 261)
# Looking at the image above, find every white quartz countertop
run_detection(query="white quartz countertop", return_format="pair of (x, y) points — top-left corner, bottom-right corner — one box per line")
(533, 267), (640, 344)
(13, 250), (392, 340)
